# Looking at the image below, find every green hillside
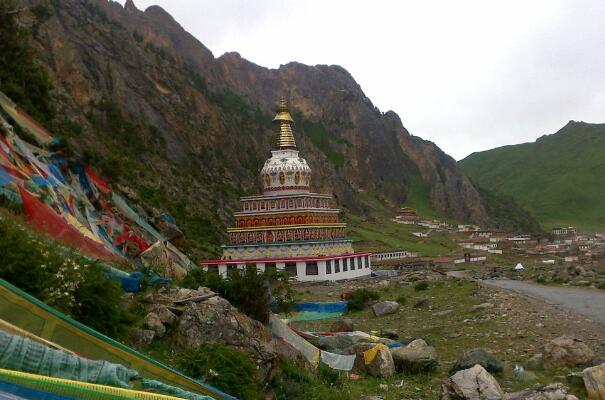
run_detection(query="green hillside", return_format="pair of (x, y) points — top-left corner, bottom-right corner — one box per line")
(459, 121), (605, 231)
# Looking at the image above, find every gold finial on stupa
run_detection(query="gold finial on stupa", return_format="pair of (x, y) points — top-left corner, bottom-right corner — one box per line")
(273, 96), (296, 149)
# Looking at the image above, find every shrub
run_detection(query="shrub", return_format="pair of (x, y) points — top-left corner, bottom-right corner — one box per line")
(178, 343), (263, 400)
(0, 215), (134, 337)
(180, 265), (293, 323)
(414, 281), (429, 291)
(271, 361), (346, 400)
(596, 282), (605, 290)
(347, 288), (380, 311)
(396, 294), (407, 305)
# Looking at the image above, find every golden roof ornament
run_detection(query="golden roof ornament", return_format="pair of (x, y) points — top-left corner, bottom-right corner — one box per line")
(273, 96), (296, 149)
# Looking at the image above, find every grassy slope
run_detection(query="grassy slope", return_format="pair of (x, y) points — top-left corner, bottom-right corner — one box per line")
(292, 281), (593, 399)
(347, 189), (461, 257)
(459, 122), (605, 231)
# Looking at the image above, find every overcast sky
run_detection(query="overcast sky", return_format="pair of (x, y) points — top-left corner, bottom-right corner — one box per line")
(117, 0), (605, 160)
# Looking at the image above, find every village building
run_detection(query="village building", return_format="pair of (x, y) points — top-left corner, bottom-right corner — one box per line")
(200, 98), (372, 281)
(372, 250), (418, 263)
(393, 207), (419, 224)
(551, 226), (577, 236)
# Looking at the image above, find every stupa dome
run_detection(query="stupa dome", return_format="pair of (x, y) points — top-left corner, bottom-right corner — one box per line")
(260, 97), (312, 196)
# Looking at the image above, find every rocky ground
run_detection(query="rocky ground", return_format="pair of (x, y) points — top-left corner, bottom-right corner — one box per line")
(288, 267), (605, 399)
(453, 261), (605, 289)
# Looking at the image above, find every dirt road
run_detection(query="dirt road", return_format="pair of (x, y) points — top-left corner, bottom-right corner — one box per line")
(482, 279), (605, 323)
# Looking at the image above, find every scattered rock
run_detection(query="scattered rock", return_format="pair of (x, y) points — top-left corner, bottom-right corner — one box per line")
(414, 297), (429, 308)
(582, 362), (605, 399)
(330, 318), (355, 332)
(372, 301), (400, 316)
(451, 349), (504, 374)
(130, 328), (155, 345)
(473, 303), (494, 311)
(144, 312), (166, 338)
(441, 364), (505, 400)
(434, 310), (454, 317)
(506, 383), (578, 400)
(391, 339), (438, 373)
(542, 336), (595, 369)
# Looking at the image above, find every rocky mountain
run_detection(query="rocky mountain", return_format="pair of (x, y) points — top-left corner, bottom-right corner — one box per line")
(460, 121), (605, 231)
(8, 0), (505, 257)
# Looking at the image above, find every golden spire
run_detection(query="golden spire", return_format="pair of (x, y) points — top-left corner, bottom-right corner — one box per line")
(273, 96), (296, 149)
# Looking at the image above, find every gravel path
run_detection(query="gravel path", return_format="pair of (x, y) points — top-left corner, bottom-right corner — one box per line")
(482, 279), (605, 323)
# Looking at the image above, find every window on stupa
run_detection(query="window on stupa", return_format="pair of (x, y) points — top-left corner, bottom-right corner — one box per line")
(294, 171), (300, 184)
(279, 172), (285, 185)
(285, 262), (297, 276)
(306, 262), (318, 276)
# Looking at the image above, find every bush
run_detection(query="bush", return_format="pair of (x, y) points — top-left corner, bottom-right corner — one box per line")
(178, 343), (263, 400)
(597, 282), (605, 290)
(396, 294), (407, 305)
(414, 281), (429, 291)
(180, 265), (293, 323)
(271, 361), (346, 400)
(0, 215), (134, 337)
(347, 288), (380, 311)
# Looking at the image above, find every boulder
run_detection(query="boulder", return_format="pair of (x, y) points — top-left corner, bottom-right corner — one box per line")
(505, 383), (578, 400)
(130, 328), (155, 345)
(156, 306), (178, 327)
(441, 364), (505, 400)
(372, 301), (400, 316)
(144, 312), (166, 338)
(365, 346), (396, 378)
(391, 339), (438, 373)
(330, 318), (355, 332)
(451, 349), (504, 374)
(542, 336), (595, 369)
(583, 362), (605, 399)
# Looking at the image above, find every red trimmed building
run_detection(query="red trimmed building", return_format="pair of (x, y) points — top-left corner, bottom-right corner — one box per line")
(201, 98), (372, 281)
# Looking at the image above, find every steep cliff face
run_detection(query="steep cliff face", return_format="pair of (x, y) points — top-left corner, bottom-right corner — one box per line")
(16, 0), (491, 256)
